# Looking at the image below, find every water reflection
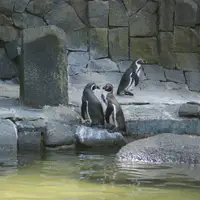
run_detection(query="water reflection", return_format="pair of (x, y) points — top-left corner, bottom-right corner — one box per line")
(0, 149), (200, 199)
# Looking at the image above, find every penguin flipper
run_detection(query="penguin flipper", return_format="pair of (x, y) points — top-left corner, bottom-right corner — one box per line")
(133, 73), (139, 87)
(81, 100), (87, 120)
(105, 104), (113, 124)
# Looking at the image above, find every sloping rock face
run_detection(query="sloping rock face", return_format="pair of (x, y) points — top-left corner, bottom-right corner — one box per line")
(116, 134), (200, 164)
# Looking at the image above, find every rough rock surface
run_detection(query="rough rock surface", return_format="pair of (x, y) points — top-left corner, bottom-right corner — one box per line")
(185, 71), (200, 91)
(21, 25), (68, 108)
(116, 133), (200, 164)
(179, 102), (200, 118)
(75, 125), (126, 147)
(0, 119), (18, 152)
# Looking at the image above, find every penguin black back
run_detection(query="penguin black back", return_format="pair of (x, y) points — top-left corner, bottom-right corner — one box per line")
(117, 58), (145, 96)
(81, 82), (105, 126)
(102, 83), (126, 132)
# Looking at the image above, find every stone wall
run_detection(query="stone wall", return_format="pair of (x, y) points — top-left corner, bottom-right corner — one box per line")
(1, 0), (200, 81)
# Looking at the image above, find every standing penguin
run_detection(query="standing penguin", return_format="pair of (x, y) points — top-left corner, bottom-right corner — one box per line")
(81, 82), (105, 127)
(101, 83), (126, 133)
(117, 58), (146, 96)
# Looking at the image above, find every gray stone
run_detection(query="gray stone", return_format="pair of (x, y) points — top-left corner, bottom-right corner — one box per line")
(175, 0), (198, 27)
(179, 103), (200, 118)
(130, 37), (159, 64)
(14, 0), (30, 13)
(12, 12), (46, 30)
(66, 28), (88, 51)
(185, 71), (200, 92)
(129, 11), (157, 37)
(44, 1), (85, 32)
(88, 0), (109, 27)
(89, 28), (108, 59)
(44, 121), (76, 147)
(68, 52), (89, 75)
(5, 39), (21, 60)
(158, 32), (175, 69)
(0, 14), (13, 25)
(123, 0), (147, 16)
(87, 58), (119, 72)
(173, 26), (198, 53)
(75, 125), (126, 147)
(0, 0), (15, 14)
(0, 48), (17, 79)
(165, 69), (185, 84)
(143, 65), (166, 81)
(116, 61), (133, 72)
(109, 0), (128, 26)
(16, 119), (45, 151)
(70, 0), (88, 25)
(21, 25), (68, 108)
(158, 0), (174, 31)
(26, 0), (54, 17)
(141, 0), (158, 13)
(116, 134), (200, 164)
(0, 119), (17, 152)
(109, 27), (129, 61)
(0, 26), (19, 42)
(175, 53), (200, 71)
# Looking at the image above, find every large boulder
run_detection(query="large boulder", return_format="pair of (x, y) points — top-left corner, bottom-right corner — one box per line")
(0, 119), (18, 152)
(179, 102), (200, 118)
(20, 25), (68, 108)
(185, 71), (200, 91)
(0, 25), (19, 42)
(116, 133), (200, 164)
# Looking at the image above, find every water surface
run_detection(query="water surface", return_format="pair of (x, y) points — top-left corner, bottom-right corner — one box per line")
(0, 148), (200, 200)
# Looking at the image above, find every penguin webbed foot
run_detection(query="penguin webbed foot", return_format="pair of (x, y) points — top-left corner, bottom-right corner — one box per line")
(124, 90), (134, 96)
(81, 119), (91, 126)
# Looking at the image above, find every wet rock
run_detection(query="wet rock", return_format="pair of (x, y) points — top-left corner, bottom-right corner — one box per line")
(44, 121), (76, 147)
(14, 0), (30, 13)
(116, 134), (200, 164)
(123, 0), (147, 16)
(165, 69), (185, 84)
(175, 0), (198, 27)
(129, 11), (157, 37)
(174, 53), (200, 71)
(0, 119), (17, 152)
(89, 28), (108, 59)
(26, 0), (54, 17)
(179, 103), (200, 118)
(0, 48), (17, 79)
(44, 2), (85, 32)
(88, 0), (109, 27)
(66, 28), (88, 51)
(109, 0), (128, 26)
(0, 14), (13, 25)
(5, 39), (21, 60)
(0, 0), (15, 14)
(12, 12), (46, 30)
(75, 125), (126, 147)
(185, 71), (200, 92)
(130, 37), (159, 63)
(21, 25), (68, 108)
(158, 32), (175, 69)
(87, 58), (119, 72)
(0, 26), (19, 42)
(68, 52), (89, 75)
(109, 27), (129, 61)
(143, 65), (166, 81)
(70, 0), (88, 25)
(158, 0), (174, 31)
(16, 119), (46, 151)
(173, 26), (198, 53)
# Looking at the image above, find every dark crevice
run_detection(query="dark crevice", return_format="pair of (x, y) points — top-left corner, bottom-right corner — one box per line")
(129, 0), (148, 17)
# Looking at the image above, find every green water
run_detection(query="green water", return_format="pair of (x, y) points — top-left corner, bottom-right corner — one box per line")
(0, 149), (200, 200)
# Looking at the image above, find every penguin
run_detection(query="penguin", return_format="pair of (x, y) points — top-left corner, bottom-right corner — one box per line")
(117, 58), (146, 96)
(101, 83), (126, 133)
(81, 82), (105, 127)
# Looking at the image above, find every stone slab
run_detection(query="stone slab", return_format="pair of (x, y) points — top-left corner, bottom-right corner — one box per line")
(143, 65), (166, 81)
(164, 69), (185, 83)
(185, 71), (200, 91)
(21, 25), (68, 108)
